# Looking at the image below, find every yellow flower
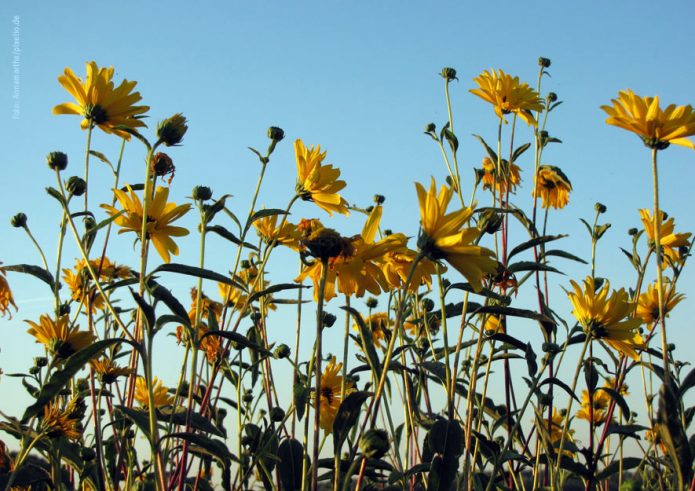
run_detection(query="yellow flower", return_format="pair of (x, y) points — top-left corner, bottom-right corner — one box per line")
(533, 165), (572, 209)
(380, 247), (437, 293)
(470, 69), (544, 126)
(89, 357), (134, 384)
(314, 357), (354, 433)
(481, 157), (521, 195)
(636, 282), (684, 326)
(546, 408), (575, 457)
(604, 377), (629, 397)
(576, 389), (611, 426)
(601, 90), (695, 150)
(217, 263), (274, 312)
(639, 209), (691, 268)
(295, 139), (349, 216)
(354, 312), (392, 349)
(134, 376), (174, 407)
(483, 315), (505, 334)
(253, 213), (301, 251)
(76, 256), (131, 281)
(101, 185), (191, 263)
(26, 314), (96, 359)
(568, 277), (644, 360)
(404, 315), (440, 339)
(415, 178), (497, 292)
(0, 268), (17, 319)
(296, 208), (407, 301)
(53, 61), (149, 139)
(41, 400), (84, 440)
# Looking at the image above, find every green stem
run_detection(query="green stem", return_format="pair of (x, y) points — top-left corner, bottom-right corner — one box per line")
(312, 259), (329, 491)
(84, 124), (93, 215)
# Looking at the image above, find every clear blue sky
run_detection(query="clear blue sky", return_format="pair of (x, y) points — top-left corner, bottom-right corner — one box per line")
(2, 0), (694, 448)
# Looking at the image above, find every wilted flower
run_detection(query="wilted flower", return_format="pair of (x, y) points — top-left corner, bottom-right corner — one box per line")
(415, 178), (497, 292)
(568, 277), (644, 360)
(0, 268), (17, 319)
(481, 157), (521, 195)
(470, 69), (544, 126)
(53, 61), (148, 139)
(294, 139), (349, 216)
(601, 90), (695, 150)
(533, 165), (572, 209)
(101, 185), (191, 263)
(41, 399), (84, 440)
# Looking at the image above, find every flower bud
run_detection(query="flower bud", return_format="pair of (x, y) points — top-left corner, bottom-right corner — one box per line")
(425, 123), (436, 133)
(47, 151), (68, 171)
(274, 343), (291, 359)
(29, 366), (41, 375)
(383, 229), (392, 236)
(34, 356), (48, 368)
(11, 213), (27, 228)
(628, 227), (638, 236)
(538, 57), (551, 68)
(267, 126), (285, 142)
(66, 176), (87, 197)
(594, 202), (607, 214)
(269, 407), (285, 422)
(479, 210), (503, 235)
(157, 113), (188, 146)
(420, 298), (435, 312)
(366, 297), (378, 309)
(81, 448), (96, 462)
(373, 194), (385, 205)
(440, 67), (457, 81)
(547, 92), (558, 103)
(359, 429), (389, 459)
(192, 185), (213, 201)
(243, 391), (254, 404)
(322, 312), (337, 328)
(241, 260), (252, 270)
(58, 303), (71, 316)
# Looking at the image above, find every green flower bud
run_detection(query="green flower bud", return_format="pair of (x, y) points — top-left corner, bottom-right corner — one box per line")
(359, 429), (389, 459)
(479, 210), (503, 235)
(267, 126), (285, 142)
(47, 151), (68, 171)
(373, 194), (385, 205)
(425, 122), (436, 133)
(58, 303), (71, 316)
(34, 356), (48, 368)
(594, 202), (607, 214)
(29, 366), (41, 375)
(242, 391), (254, 404)
(192, 185), (213, 201)
(157, 113), (188, 146)
(420, 298), (435, 312)
(366, 297), (378, 309)
(538, 57), (551, 68)
(628, 227), (639, 236)
(274, 343), (291, 359)
(547, 92), (558, 103)
(322, 312), (337, 328)
(66, 176), (87, 197)
(383, 229), (392, 236)
(241, 260), (252, 269)
(269, 407), (285, 422)
(11, 212), (27, 228)
(440, 67), (458, 81)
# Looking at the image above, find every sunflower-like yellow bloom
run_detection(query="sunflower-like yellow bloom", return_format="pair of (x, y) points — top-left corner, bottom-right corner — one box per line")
(576, 389), (612, 426)
(636, 282), (685, 326)
(568, 277), (644, 360)
(380, 247), (437, 293)
(639, 209), (691, 268)
(354, 312), (392, 349)
(26, 314), (95, 359)
(601, 90), (695, 150)
(90, 357), (134, 384)
(533, 165), (572, 209)
(0, 268), (17, 319)
(481, 157), (521, 195)
(314, 357), (354, 432)
(547, 408), (575, 456)
(295, 139), (349, 216)
(415, 179), (497, 292)
(253, 213), (301, 251)
(134, 376), (174, 407)
(470, 69), (544, 126)
(101, 185), (191, 263)
(296, 208), (407, 301)
(483, 315), (505, 334)
(53, 61), (149, 139)
(77, 256), (132, 281)
(41, 399), (84, 440)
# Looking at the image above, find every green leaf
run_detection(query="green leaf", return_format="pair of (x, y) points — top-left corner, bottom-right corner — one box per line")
(427, 419), (464, 491)
(160, 432), (235, 465)
(277, 438), (304, 491)
(150, 263), (243, 289)
(147, 279), (189, 322)
(506, 261), (564, 275)
(130, 288), (155, 331)
(446, 283), (511, 304)
(507, 235), (566, 260)
(45, 186), (67, 206)
(158, 406), (225, 437)
(525, 343), (538, 377)
(541, 249), (588, 265)
(512, 142), (531, 162)
(597, 386), (630, 417)
(200, 330), (271, 357)
(248, 283), (305, 304)
(679, 366), (695, 397)
(473, 134), (498, 162)
(244, 208), (288, 236)
(22, 339), (127, 422)
(537, 377), (579, 402)
(596, 457), (642, 481)
(342, 306), (381, 379)
(115, 405), (153, 440)
(207, 225), (258, 250)
(293, 382), (310, 421)
(3, 264), (56, 290)
(332, 391), (373, 452)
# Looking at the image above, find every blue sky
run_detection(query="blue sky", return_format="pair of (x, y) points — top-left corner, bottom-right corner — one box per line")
(2, 0), (694, 450)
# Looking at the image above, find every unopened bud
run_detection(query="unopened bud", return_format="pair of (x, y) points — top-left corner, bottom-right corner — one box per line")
(420, 298), (435, 312)
(66, 176), (87, 197)
(440, 67), (458, 81)
(547, 92), (558, 103)
(538, 57), (551, 68)
(628, 228), (639, 236)
(366, 297), (378, 309)
(267, 126), (285, 142)
(157, 113), (188, 146)
(425, 123), (436, 133)
(274, 344), (291, 359)
(47, 151), (68, 171)
(373, 194), (385, 205)
(11, 213), (27, 228)
(269, 407), (285, 422)
(34, 356), (48, 368)
(322, 312), (337, 328)
(192, 185), (213, 201)
(594, 202), (607, 214)
(359, 429), (389, 459)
